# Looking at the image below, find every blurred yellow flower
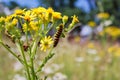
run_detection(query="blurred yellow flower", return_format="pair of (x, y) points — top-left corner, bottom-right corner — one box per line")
(108, 46), (117, 53)
(5, 15), (13, 22)
(38, 7), (47, 13)
(23, 10), (36, 22)
(97, 12), (110, 19)
(88, 21), (96, 27)
(0, 17), (5, 23)
(47, 7), (54, 15)
(52, 12), (62, 21)
(108, 46), (120, 57)
(23, 23), (29, 32)
(62, 15), (68, 24)
(29, 21), (38, 31)
(40, 36), (53, 52)
(15, 9), (24, 15)
(87, 42), (95, 49)
(72, 15), (79, 24)
(74, 36), (80, 42)
(11, 18), (18, 25)
(32, 7), (46, 15)
(47, 7), (54, 21)
(115, 50), (120, 57)
(69, 15), (79, 28)
(39, 13), (49, 23)
(105, 26), (120, 38)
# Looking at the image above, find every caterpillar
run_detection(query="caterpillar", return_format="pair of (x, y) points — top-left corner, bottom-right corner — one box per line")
(53, 24), (63, 47)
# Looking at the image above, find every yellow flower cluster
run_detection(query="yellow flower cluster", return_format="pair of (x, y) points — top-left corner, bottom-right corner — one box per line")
(108, 45), (120, 57)
(97, 12), (110, 19)
(4, 15), (18, 31)
(87, 21), (96, 27)
(69, 15), (79, 29)
(87, 42), (95, 49)
(23, 21), (39, 32)
(0, 7), (79, 52)
(74, 36), (80, 42)
(15, 9), (25, 15)
(0, 17), (5, 23)
(105, 26), (120, 39)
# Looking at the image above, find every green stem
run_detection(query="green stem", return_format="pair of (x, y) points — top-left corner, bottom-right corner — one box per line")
(0, 41), (23, 64)
(29, 46), (36, 80)
(16, 40), (31, 80)
(30, 57), (36, 80)
(31, 40), (38, 58)
(97, 0), (104, 12)
(46, 22), (54, 34)
(26, 22), (29, 45)
(36, 48), (54, 73)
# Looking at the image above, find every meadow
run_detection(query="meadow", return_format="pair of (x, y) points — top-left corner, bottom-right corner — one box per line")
(1, 37), (120, 80)
(0, 2), (120, 79)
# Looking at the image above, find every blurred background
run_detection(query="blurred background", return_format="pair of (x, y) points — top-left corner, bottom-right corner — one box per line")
(0, 0), (120, 25)
(1, 0), (120, 80)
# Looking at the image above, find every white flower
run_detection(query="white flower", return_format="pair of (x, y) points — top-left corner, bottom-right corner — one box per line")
(14, 61), (23, 71)
(46, 77), (52, 80)
(94, 56), (101, 62)
(53, 72), (67, 80)
(42, 64), (64, 75)
(42, 67), (54, 74)
(102, 20), (112, 26)
(13, 74), (26, 80)
(51, 64), (64, 71)
(87, 49), (97, 55)
(75, 57), (84, 63)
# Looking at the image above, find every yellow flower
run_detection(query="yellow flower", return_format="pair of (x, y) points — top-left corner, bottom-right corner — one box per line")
(72, 15), (79, 24)
(5, 15), (13, 22)
(15, 9), (24, 15)
(69, 15), (79, 29)
(97, 12), (110, 19)
(23, 23), (29, 32)
(74, 36), (80, 42)
(87, 42), (95, 49)
(115, 49), (120, 57)
(0, 17), (5, 23)
(108, 46), (117, 53)
(108, 46), (120, 57)
(47, 7), (54, 21)
(40, 36), (53, 52)
(38, 7), (47, 13)
(32, 7), (46, 15)
(105, 26), (120, 39)
(52, 12), (62, 21)
(62, 15), (68, 24)
(11, 18), (18, 25)
(98, 31), (105, 36)
(29, 21), (38, 31)
(23, 10), (36, 22)
(88, 21), (96, 27)
(47, 7), (54, 15)
(38, 13), (49, 23)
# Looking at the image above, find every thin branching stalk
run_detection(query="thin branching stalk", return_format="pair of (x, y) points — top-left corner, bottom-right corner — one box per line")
(16, 40), (31, 80)
(36, 48), (54, 73)
(0, 41), (23, 64)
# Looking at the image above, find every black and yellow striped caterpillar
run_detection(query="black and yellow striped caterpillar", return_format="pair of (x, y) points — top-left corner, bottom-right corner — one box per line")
(53, 24), (63, 47)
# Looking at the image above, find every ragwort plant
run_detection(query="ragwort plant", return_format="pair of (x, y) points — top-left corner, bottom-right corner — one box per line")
(0, 7), (79, 80)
